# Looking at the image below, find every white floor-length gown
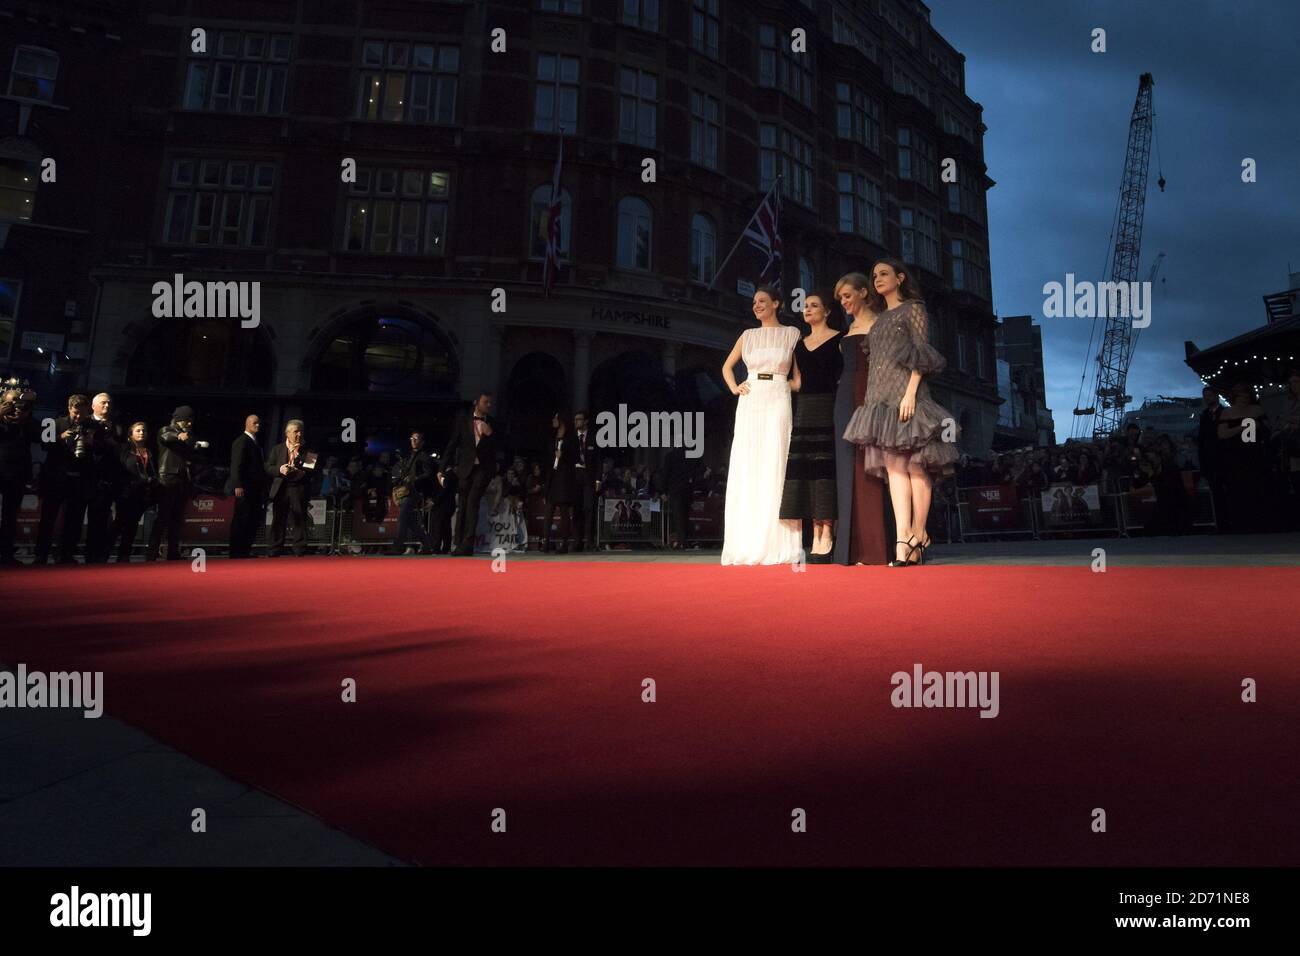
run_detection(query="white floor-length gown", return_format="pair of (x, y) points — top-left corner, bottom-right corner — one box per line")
(721, 324), (803, 566)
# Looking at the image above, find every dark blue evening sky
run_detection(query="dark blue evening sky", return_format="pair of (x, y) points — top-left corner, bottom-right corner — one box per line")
(928, 0), (1300, 441)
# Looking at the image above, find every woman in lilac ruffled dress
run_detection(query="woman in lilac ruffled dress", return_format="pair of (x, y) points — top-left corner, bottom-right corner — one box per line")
(843, 258), (959, 566)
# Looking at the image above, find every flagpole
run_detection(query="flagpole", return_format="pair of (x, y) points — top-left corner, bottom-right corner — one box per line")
(706, 174), (782, 293)
(543, 127), (566, 299)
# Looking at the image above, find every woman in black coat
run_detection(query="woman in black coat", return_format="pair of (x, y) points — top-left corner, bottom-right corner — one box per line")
(544, 412), (579, 553)
(110, 421), (159, 562)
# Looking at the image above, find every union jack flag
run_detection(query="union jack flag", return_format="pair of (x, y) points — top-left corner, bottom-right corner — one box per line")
(542, 132), (565, 298)
(741, 182), (783, 295)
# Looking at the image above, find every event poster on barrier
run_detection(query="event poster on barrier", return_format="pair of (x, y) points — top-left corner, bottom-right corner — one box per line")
(184, 494), (234, 543)
(1039, 483), (1104, 529)
(687, 494), (724, 540)
(967, 484), (1022, 531)
(475, 498), (527, 553)
(601, 497), (654, 542)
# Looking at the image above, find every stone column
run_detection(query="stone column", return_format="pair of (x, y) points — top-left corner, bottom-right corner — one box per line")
(573, 330), (592, 412)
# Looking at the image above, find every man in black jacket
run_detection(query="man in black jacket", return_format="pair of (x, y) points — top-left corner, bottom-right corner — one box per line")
(35, 394), (110, 565)
(265, 418), (312, 557)
(84, 391), (123, 563)
(147, 405), (207, 561)
(0, 380), (40, 566)
(439, 391), (496, 556)
(391, 430), (435, 555)
(226, 414), (264, 558)
(571, 410), (601, 552)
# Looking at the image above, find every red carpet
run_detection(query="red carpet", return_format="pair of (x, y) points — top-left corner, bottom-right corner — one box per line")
(2, 558), (1298, 865)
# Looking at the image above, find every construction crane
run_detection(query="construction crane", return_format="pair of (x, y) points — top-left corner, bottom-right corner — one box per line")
(1072, 73), (1165, 439)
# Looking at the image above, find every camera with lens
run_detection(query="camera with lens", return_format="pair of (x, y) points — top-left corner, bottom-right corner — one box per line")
(68, 423), (92, 459)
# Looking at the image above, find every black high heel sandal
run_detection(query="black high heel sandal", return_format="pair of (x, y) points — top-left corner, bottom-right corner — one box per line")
(888, 537), (918, 568)
(910, 536), (931, 566)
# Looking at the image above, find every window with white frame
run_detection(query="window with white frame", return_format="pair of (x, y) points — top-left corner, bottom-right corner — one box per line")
(798, 257), (814, 296)
(618, 68), (658, 148)
(689, 213), (715, 283)
(530, 184), (571, 259)
(0, 156), (38, 221)
(835, 82), (880, 151)
(837, 171), (883, 242)
(184, 33), (290, 114)
(900, 207), (938, 273)
(942, 106), (975, 144)
(759, 124), (813, 208)
(617, 196), (653, 271)
(758, 24), (813, 109)
(897, 127), (936, 192)
(622, 0), (659, 31)
(950, 238), (988, 297)
(162, 158), (276, 247)
(692, 0), (720, 59)
(689, 91), (720, 170)
(0, 278), (19, 361)
(535, 54), (579, 132)
(831, 11), (877, 62)
(357, 40), (458, 123)
(343, 167), (450, 255)
(947, 170), (984, 224)
(8, 46), (58, 102)
(881, 2), (918, 46)
(891, 63), (928, 106)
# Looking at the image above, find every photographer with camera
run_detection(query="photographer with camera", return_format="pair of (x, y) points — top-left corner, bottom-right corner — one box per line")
(35, 394), (109, 565)
(0, 379), (40, 567)
(390, 430), (435, 555)
(108, 421), (160, 562)
(147, 405), (208, 561)
(265, 419), (314, 557)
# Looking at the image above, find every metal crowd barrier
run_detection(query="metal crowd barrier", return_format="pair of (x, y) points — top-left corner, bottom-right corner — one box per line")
(595, 495), (667, 548)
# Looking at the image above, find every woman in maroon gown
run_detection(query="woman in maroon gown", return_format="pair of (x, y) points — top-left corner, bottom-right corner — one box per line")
(832, 272), (889, 565)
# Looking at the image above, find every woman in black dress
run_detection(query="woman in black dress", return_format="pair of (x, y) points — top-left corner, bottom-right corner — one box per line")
(544, 412), (579, 553)
(780, 292), (842, 561)
(832, 272), (889, 565)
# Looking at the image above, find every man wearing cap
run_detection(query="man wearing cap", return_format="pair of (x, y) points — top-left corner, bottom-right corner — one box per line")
(147, 405), (207, 561)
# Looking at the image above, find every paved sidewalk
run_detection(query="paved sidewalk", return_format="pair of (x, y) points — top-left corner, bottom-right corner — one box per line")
(0, 676), (403, 866)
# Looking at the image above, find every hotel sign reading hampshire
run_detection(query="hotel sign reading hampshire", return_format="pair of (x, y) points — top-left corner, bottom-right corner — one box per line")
(590, 306), (672, 330)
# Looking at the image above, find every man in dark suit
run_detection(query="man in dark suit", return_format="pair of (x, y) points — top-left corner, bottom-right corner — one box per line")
(147, 405), (208, 561)
(226, 414), (264, 558)
(571, 410), (601, 552)
(439, 391), (496, 556)
(264, 418), (313, 557)
(84, 391), (123, 563)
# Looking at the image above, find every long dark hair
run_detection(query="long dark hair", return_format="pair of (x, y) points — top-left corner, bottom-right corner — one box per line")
(865, 258), (924, 315)
(801, 289), (837, 331)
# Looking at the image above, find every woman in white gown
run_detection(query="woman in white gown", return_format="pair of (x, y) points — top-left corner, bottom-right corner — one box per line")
(720, 286), (803, 565)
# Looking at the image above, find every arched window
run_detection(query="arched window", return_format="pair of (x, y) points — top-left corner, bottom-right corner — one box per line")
(689, 213), (715, 283)
(311, 313), (457, 394)
(529, 184), (572, 259)
(126, 318), (274, 390)
(616, 196), (652, 271)
(798, 256), (814, 296)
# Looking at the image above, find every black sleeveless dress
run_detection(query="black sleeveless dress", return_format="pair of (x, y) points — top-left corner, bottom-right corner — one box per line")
(781, 331), (843, 520)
